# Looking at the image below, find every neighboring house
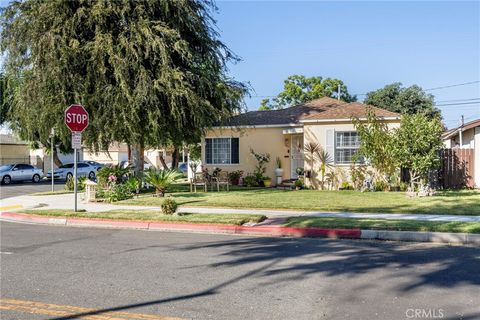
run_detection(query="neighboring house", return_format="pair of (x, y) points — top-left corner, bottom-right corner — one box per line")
(202, 97), (401, 188)
(442, 119), (480, 188)
(0, 134), (31, 165)
(0, 134), (76, 171)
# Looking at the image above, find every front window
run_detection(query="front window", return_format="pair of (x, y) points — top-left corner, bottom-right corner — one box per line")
(205, 138), (239, 164)
(335, 131), (362, 164)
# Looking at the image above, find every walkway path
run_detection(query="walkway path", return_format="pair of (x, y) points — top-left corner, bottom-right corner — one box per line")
(1, 193), (479, 222)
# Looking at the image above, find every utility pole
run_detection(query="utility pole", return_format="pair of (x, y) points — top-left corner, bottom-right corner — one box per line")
(50, 128), (55, 192)
(338, 84), (341, 101)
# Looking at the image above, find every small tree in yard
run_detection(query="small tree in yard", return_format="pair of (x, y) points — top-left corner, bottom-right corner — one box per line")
(144, 169), (183, 197)
(353, 108), (398, 184)
(392, 114), (443, 189)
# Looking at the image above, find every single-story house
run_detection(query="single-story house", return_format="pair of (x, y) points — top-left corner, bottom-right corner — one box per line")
(201, 97), (401, 188)
(442, 118), (479, 188)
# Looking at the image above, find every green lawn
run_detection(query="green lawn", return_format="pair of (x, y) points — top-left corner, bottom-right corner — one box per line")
(284, 217), (480, 234)
(25, 209), (267, 225)
(120, 187), (480, 216)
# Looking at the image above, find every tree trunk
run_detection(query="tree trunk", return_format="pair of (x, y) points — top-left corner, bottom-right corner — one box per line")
(127, 144), (132, 163)
(172, 147), (179, 169)
(131, 140), (145, 177)
(159, 154), (169, 170)
(53, 147), (63, 167)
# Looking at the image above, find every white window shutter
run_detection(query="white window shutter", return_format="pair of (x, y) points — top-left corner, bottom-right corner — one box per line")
(326, 129), (335, 163)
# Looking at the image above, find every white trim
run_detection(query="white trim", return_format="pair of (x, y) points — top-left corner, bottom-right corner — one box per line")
(213, 124), (302, 129)
(300, 117), (400, 123)
(282, 128), (304, 134)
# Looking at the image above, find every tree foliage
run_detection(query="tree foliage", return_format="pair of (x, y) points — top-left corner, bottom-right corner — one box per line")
(353, 108), (397, 183)
(391, 114), (443, 188)
(1, 0), (247, 174)
(260, 75), (357, 110)
(364, 82), (440, 118)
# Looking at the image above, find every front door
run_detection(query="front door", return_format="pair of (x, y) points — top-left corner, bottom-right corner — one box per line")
(290, 135), (304, 179)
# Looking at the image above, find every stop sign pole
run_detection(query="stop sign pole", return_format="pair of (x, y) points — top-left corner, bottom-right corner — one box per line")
(64, 104), (89, 212)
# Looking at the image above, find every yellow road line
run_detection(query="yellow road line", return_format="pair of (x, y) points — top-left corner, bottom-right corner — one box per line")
(0, 298), (183, 320)
(0, 204), (23, 212)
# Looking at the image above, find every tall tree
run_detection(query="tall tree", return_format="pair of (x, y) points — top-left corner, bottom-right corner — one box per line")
(391, 114), (443, 189)
(1, 0), (247, 175)
(259, 75), (357, 110)
(364, 82), (441, 118)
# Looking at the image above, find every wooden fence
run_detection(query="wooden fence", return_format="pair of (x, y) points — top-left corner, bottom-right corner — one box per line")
(440, 148), (475, 189)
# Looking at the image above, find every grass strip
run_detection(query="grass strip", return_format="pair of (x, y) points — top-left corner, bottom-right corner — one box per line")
(24, 209), (267, 226)
(284, 217), (480, 234)
(120, 189), (480, 216)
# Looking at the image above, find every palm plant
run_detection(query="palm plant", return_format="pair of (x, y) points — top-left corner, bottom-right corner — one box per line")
(315, 148), (333, 190)
(144, 169), (183, 197)
(304, 142), (321, 184)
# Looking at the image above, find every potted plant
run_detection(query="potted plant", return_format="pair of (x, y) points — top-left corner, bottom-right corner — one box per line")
(228, 170), (243, 185)
(296, 167), (304, 177)
(263, 176), (272, 188)
(274, 157), (283, 185)
(250, 148), (270, 186)
(294, 179), (303, 190)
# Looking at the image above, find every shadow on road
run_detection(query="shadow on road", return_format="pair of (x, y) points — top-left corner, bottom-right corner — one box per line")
(48, 236), (479, 320)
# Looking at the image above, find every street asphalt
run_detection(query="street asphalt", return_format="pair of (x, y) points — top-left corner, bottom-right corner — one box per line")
(0, 180), (64, 200)
(1, 221), (479, 320)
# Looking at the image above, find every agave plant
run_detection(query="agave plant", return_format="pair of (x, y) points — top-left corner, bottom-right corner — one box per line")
(144, 169), (183, 197)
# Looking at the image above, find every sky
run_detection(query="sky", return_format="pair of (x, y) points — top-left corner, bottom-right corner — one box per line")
(213, 0), (480, 128)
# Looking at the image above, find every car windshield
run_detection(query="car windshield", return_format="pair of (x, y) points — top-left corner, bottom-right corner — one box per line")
(0, 165), (13, 172)
(59, 164), (74, 169)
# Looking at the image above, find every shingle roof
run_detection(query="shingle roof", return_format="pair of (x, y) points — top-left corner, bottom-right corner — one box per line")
(442, 118), (480, 139)
(222, 97), (400, 126)
(301, 102), (400, 121)
(224, 97), (346, 126)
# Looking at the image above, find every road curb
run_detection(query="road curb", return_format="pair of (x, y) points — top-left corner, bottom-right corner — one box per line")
(0, 212), (478, 245)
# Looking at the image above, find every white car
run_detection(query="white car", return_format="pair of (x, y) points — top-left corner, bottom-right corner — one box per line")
(0, 164), (44, 184)
(80, 161), (106, 171)
(47, 162), (97, 181)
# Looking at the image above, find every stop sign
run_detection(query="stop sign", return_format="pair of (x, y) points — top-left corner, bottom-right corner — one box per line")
(64, 104), (89, 132)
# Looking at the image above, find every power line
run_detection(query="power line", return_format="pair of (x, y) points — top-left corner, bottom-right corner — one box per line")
(435, 97), (480, 103)
(425, 81), (480, 91)
(435, 101), (480, 107)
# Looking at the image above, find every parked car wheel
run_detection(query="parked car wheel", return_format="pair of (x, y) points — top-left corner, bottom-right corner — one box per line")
(88, 171), (95, 180)
(66, 173), (73, 182)
(32, 174), (41, 183)
(2, 175), (11, 185)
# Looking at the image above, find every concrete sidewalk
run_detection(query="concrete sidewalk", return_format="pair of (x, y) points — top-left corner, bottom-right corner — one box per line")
(1, 193), (480, 222)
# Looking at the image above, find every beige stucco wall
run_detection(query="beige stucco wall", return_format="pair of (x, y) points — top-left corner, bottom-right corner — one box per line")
(303, 120), (401, 188)
(0, 144), (30, 165)
(203, 127), (293, 184)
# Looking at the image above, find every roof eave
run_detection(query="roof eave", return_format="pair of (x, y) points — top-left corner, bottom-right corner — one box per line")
(300, 116), (401, 123)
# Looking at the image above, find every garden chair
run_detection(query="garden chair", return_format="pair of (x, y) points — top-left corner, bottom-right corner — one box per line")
(213, 171), (230, 192)
(190, 172), (208, 192)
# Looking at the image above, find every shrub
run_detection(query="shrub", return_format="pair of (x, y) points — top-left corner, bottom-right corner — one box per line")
(374, 180), (389, 192)
(65, 176), (74, 191)
(97, 165), (130, 187)
(400, 182), (409, 192)
(64, 176), (87, 191)
(144, 168), (183, 196)
(243, 175), (258, 187)
(104, 183), (132, 203)
(161, 198), (178, 215)
(125, 176), (141, 194)
(340, 181), (353, 190)
(294, 179), (303, 188)
(228, 170), (243, 185)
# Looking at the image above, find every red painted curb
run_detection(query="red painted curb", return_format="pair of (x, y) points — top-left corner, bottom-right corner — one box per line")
(0, 212), (361, 239)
